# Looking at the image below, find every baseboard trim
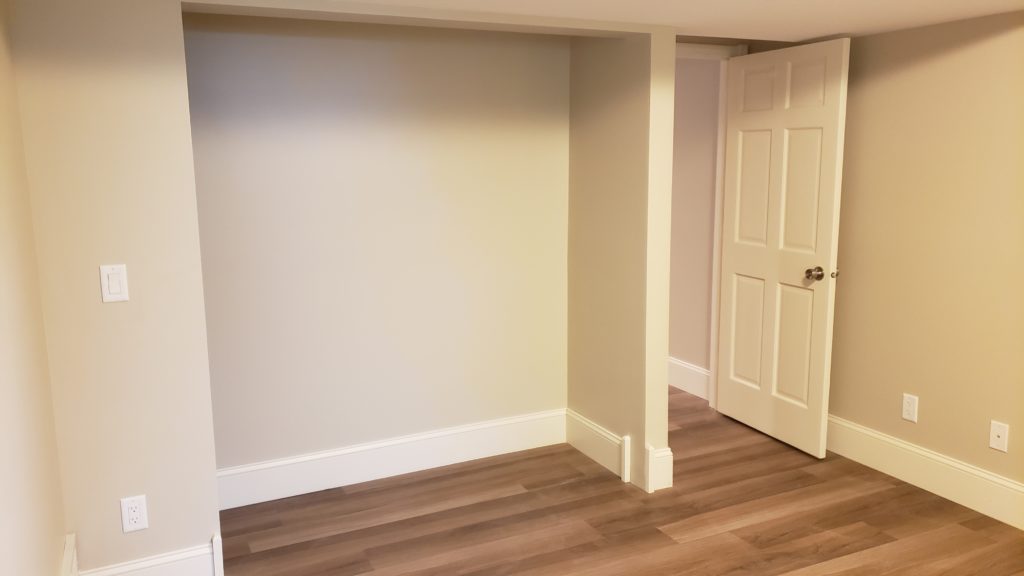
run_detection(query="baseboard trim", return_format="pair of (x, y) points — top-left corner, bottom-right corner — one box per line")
(566, 408), (626, 481)
(668, 357), (710, 400)
(79, 537), (220, 576)
(218, 409), (567, 509)
(621, 435), (632, 484)
(564, 410), (673, 493)
(62, 534), (78, 576)
(211, 533), (224, 576)
(645, 444), (674, 492)
(828, 415), (1024, 530)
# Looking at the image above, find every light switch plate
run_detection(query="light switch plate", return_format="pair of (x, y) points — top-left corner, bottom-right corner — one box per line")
(100, 264), (129, 303)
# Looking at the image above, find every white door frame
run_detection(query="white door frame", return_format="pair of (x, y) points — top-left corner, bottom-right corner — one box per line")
(674, 42), (746, 409)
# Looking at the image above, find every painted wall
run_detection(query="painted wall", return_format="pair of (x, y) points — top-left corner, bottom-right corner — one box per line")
(568, 34), (649, 481)
(568, 33), (674, 486)
(184, 15), (570, 468)
(11, 0), (221, 569)
(0, 1), (65, 574)
(669, 58), (720, 368)
(831, 11), (1024, 481)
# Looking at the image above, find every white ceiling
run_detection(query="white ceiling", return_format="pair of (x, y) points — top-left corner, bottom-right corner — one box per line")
(354, 0), (1024, 41)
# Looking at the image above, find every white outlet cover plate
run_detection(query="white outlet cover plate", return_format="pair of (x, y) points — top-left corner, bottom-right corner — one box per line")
(902, 393), (919, 423)
(120, 495), (149, 533)
(990, 421), (1010, 453)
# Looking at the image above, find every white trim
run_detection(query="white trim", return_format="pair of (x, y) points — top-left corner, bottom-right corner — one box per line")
(218, 409), (566, 509)
(79, 544), (214, 576)
(707, 55), (729, 410)
(621, 435), (632, 484)
(706, 46), (746, 409)
(667, 357), (710, 399)
(645, 444), (674, 492)
(566, 408), (626, 481)
(828, 416), (1024, 530)
(675, 43), (746, 60)
(62, 534), (78, 576)
(211, 533), (224, 576)
(675, 42), (747, 411)
(184, 0), (681, 36)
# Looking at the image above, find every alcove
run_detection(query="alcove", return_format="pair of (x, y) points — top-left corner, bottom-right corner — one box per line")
(183, 12), (675, 508)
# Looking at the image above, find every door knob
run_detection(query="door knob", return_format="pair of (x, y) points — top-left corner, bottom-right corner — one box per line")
(805, 266), (825, 281)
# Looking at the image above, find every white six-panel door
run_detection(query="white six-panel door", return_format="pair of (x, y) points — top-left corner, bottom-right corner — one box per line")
(716, 39), (850, 458)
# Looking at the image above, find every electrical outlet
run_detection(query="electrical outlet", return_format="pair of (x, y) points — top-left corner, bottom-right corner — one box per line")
(990, 421), (1009, 453)
(120, 495), (149, 533)
(901, 393), (919, 423)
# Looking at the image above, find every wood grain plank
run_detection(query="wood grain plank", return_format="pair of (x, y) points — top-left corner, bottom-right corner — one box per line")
(220, 390), (1024, 575)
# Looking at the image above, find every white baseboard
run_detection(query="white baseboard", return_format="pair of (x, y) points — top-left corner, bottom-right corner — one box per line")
(566, 408), (674, 493)
(621, 435), (632, 484)
(668, 357), (710, 399)
(566, 408), (626, 480)
(79, 534), (222, 576)
(211, 533), (224, 576)
(218, 409), (567, 510)
(828, 416), (1024, 530)
(62, 534), (78, 576)
(645, 445), (674, 492)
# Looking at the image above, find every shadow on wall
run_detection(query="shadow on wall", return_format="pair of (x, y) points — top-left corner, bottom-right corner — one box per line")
(848, 11), (1023, 81)
(183, 14), (569, 126)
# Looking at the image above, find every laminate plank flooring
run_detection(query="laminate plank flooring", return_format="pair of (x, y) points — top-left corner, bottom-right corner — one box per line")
(221, 389), (1024, 575)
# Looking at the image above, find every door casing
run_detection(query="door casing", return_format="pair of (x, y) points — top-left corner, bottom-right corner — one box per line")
(673, 42), (746, 410)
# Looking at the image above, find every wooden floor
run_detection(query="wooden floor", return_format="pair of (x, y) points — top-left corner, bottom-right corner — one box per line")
(221, 389), (1024, 575)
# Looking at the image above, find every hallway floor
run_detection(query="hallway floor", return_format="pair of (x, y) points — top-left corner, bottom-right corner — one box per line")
(221, 389), (1024, 575)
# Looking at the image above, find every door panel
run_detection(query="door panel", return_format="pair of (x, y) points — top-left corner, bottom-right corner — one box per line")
(781, 128), (823, 252)
(717, 38), (850, 458)
(774, 283), (814, 406)
(731, 274), (766, 389)
(737, 130), (772, 245)
(742, 66), (776, 112)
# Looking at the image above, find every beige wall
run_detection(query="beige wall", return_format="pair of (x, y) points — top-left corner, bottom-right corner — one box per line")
(12, 0), (221, 569)
(0, 2), (65, 574)
(184, 15), (569, 468)
(669, 57), (720, 368)
(568, 34), (648, 476)
(568, 34), (673, 484)
(831, 12), (1024, 481)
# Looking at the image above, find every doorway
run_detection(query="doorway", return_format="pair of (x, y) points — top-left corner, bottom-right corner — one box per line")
(669, 39), (852, 459)
(669, 43), (743, 409)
